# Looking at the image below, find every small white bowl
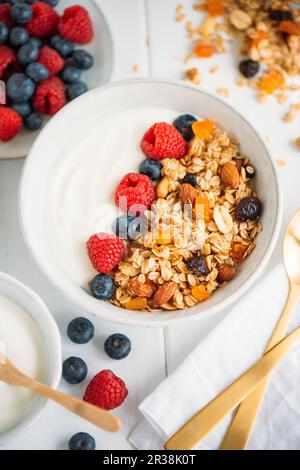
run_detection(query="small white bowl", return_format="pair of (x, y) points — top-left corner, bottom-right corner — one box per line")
(0, 273), (61, 446)
(19, 79), (282, 327)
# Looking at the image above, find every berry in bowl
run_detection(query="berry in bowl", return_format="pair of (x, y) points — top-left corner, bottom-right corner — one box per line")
(19, 79), (282, 326)
(0, 0), (113, 159)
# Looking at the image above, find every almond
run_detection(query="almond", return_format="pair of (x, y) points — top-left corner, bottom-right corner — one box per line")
(179, 183), (197, 206)
(129, 279), (153, 298)
(217, 264), (236, 282)
(153, 281), (177, 307)
(220, 162), (240, 189)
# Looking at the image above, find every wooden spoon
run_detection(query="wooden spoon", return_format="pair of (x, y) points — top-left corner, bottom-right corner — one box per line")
(0, 353), (121, 433)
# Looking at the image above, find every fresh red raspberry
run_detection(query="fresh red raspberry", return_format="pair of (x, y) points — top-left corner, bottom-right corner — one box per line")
(83, 370), (128, 411)
(0, 107), (22, 142)
(0, 45), (17, 80)
(141, 122), (188, 160)
(0, 4), (13, 28)
(37, 46), (64, 76)
(86, 233), (125, 274)
(115, 173), (155, 216)
(33, 77), (66, 116)
(59, 5), (94, 44)
(25, 2), (59, 38)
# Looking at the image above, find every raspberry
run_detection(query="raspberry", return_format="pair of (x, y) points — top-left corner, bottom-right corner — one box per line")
(0, 107), (22, 142)
(83, 370), (128, 411)
(141, 122), (188, 160)
(59, 5), (94, 44)
(33, 76), (66, 115)
(0, 45), (17, 80)
(37, 46), (64, 76)
(25, 2), (59, 38)
(0, 4), (13, 28)
(86, 233), (125, 274)
(115, 173), (155, 215)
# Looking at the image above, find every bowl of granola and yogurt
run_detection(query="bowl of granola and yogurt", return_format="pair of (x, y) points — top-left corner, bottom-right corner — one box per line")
(19, 79), (282, 326)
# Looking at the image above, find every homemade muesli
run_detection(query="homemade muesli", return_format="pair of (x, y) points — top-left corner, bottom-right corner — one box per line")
(86, 114), (262, 312)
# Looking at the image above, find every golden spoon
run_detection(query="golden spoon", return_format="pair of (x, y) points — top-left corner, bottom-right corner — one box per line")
(219, 208), (300, 449)
(0, 353), (121, 433)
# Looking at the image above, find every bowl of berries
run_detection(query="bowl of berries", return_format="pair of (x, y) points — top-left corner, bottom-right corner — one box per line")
(19, 78), (282, 326)
(0, 0), (113, 159)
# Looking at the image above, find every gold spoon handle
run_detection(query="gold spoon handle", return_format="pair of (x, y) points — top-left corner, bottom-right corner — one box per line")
(164, 324), (300, 450)
(219, 283), (300, 450)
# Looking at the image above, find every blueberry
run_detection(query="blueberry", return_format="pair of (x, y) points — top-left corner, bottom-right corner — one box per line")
(67, 317), (94, 344)
(239, 59), (259, 78)
(11, 3), (32, 24)
(29, 37), (42, 49)
(89, 274), (115, 300)
(24, 112), (43, 130)
(72, 49), (94, 70)
(139, 159), (162, 181)
(236, 197), (262, 222)
(50, 35), (74, 58)
(113, 214), (147, 240)
(10, 101), (31, 118)
(68, 432), (96, 451)
(0, 22), (9, 44)
(26, 62), (48, 82)
(9, 26), (29, 47)
(6, 73), (35, 103)
(67, 81), (88, 100)
(104, 334), (131, 360)
(62, 356), (88, 384)
(186, 255), (210, 275)
(183, 173), (197, 187)
(173, 114), (197, 141)
(18, 42), (39, 65)
(61, 66), (81, 84)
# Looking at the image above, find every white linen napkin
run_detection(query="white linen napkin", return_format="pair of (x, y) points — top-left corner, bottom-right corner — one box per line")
(130, 264), (300, 450)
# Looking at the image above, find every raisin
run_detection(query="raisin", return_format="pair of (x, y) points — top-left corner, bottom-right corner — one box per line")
(245, 165), (256, 179)
(236, 197), (262, 222)
(269, 9), (293, 22)
(239, 59), (259, 78)
(186, 255), (210, 275)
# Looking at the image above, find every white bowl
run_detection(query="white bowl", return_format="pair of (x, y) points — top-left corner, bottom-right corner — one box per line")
(0, 273), (61, 446)
(19, 79), (282, 327)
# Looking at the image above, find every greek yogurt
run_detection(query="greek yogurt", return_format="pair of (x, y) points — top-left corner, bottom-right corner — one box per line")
(0, 293), (46, 434)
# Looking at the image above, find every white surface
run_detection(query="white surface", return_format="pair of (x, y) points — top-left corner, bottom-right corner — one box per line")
(131, 265), (300, 451)
(19, 80), (281, 326)
(0, 0), (299, 450)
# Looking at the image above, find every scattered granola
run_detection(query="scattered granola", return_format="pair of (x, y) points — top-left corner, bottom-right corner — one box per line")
(216, 87), (230, 97)
(295, 136), (300, 149)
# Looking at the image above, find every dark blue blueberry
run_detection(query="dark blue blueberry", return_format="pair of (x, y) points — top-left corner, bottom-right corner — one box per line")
(173, 114), (197, 141)
(68, 433), (96, 451)
(29, 37), (42, 49)
(0, 22), (9, 44)
(11, 101), (31, 118)
(11, 3), (32, 24)
(72, 49), (94, 70)
(61, 66), (81, 84)
(50, 35), (74, 58)
(24, 112), (43, 131)
(9, 26), (29, 47)
(67, 81), (88, 100)
(17, 42), (39, 65)
(139, 159), (162, 181)
(104, 334), (131, 360)
(62, 356), (88, 384)
(6, 73), (35, 103)
(183, 173), (197, 187)
(89, 274), (115, 300)
(67, 317), (94, 344)
(113, 214), (147, 240)
(186, 255), (210, 275)
(26, 62), (48, 82)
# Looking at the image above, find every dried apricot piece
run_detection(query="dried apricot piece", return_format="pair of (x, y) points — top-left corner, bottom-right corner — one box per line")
(279, 20), (300, 36)
(194, 42), (215, 58)
(204, 0), (224, 16)
(155, 225), (173, 245)
(230, 243), (251, 262)
(192, 120), (215, 139)
(251, 30), (267, 47)
(191, 285), (211, 302)
(194, 195), (210, 223)
(125, 297), (148, 310)
(259, 69), (285, 94)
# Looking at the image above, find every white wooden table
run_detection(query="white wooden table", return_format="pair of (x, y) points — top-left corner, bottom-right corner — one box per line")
(1, 0), (300, 450)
